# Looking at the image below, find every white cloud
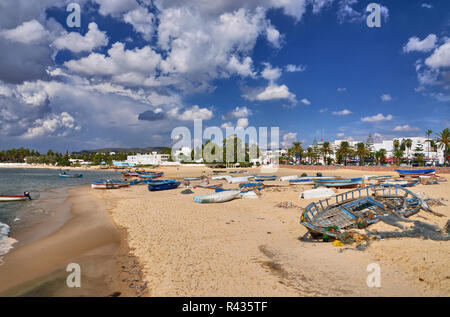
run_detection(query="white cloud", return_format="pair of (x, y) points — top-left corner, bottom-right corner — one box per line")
(282, 132), (297, 147)
(421, 3), (433, 9)
(226, 56), (256, 77)
(393, 125), (419, 132)
(261, 63), (282, 82)
(266, 24), (281, 48)
(403, 34), (437, 53)
(123, 6), (155, 41)
(337, 87), (347, 92)
(361, 113), (393, 122)
(319, 108), (328, 113)
(94, 0), (139, 16)
(22, 112), (80, 139)
(236, 117), (249, 128)
(337, 132), (345, 137)
(332, 109), (352, 116)
(222, 106), (252, 120)
(176, 105), (213, 121)
(380, 94), (392, 101)
(0, 19), (49, 44)
(285, 64), (306, 72)
(255, 84), (296, 102)
(52, 23), (108, 53)
(425, 39), (450, 69)
(221, 121), (233, 129)
(300, 98), (311, 105)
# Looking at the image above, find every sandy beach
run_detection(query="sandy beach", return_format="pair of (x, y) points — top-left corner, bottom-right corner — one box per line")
(1, 166), (448, 297)
(103, 166), (449, 296)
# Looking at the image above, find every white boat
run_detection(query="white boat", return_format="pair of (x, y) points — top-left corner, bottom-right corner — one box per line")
(279, 175), (299, 181)
(0, 192), (31, 202)
(194, 190), (241, 203)
(91, 183), (120, 189)
(227, 176), (252, 184)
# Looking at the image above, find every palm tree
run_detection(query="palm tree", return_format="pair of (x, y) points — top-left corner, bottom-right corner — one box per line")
(355, 142), (369, 166)
(375, 149), (387, 165)
(393, 148), (404, 166)
(426, 129), (433, 160)
(393, 139), (400, 149)
(405, 139), (413, 162)
(320, 142), (333, 165)
(306, 147), (314, 164)
(289, 141), (304, 163)
(436, 128), (450, 165)
(336, 141), (352, 166)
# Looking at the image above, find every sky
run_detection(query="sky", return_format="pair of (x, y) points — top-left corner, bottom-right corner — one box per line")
(0, 0), (449, 152)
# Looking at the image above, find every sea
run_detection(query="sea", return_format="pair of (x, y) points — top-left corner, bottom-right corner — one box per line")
(0, 168), (122, 258)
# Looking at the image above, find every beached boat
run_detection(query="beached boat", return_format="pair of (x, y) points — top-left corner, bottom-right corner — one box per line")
(314, 177), (363, 189)
(195, 183), (223, 189)
(227, 176), (254, 184)
(380, 179), (419, 188)
(279, 175), (299, 181)
(395, 169), (435, 177)
(194, 190), (241, 203)
(58, 172), (83, 178)
(137, 172), (164, 179)
(147, 180), (181, 191)
(300, 185), (428, 240)
(91, 182), (120, 189)
(290, 177), (339, 185)
(254, 175), (277, 181)
(184, 177), (202, 181)
(0, 192), (31, 202)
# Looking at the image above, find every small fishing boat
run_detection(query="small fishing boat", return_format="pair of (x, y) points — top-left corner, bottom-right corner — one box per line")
(314, 177), (363, 189)
(184, 177), (202, 181)
(290, 177), (339, 185)
(137, 172), (164, 179)
(380, 179), (419, 188)
(239, 182), (263, 193)
(395, 169), (435, 177)
(59, 172), (83, 178)
(300, 185), (429, 240)
(254, 175), (277, 181)
(147, 180), (181, 191)
(194, 190), (241, 203)
(195, 183), (223, 189)
(0, 192), (31, 202)
(279, 175), (299, 181)
(227, 176), (253, 184)
(91, 182), (120, 189)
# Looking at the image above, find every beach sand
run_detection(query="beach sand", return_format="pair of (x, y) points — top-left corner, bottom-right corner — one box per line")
(0, 186), (147, 297)
(105, 166), (449, 296)
(1, 166), (448, 296)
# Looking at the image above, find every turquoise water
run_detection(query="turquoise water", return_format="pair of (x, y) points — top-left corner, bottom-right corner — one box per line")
(0, 168), (122, 256)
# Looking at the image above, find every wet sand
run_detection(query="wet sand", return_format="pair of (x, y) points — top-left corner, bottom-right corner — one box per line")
(0, 186), (147, 297)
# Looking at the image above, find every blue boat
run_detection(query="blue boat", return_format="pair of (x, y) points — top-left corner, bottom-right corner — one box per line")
(395, 169), (435, 177)
(59, 172), (83, 178)
(147, 179), (181, 191)
(314, 177), (363, 189)
(137, 172), (164, 179)
(380, 179), (419, 188)
(253, 175), (277, 181)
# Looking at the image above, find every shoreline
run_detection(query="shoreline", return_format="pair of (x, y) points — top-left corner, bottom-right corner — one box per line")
(0, 185), (147, 297)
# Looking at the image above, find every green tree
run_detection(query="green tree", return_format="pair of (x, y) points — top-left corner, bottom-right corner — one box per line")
(375, 149), (387, 165)
(436, 128), (450, 165)
(320, 142), (333, 166)
(393, 148), (404, 166)
(355, 142), (369, 166)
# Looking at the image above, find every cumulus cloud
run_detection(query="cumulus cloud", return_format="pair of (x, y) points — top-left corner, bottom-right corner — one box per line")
(138, 110), (167, 121)
(361, 113), (393, 122)
(421, 3), (433, 9)
(52, 23), (108, 53)
(0, 19), (49, 44)
(425, 39), (450, 69)
(175, 105), (213, 121)
(282, 132), (297, 147)
(261, 63), (282, 82)
(22, 112), (80, 139)
(222, 106), (252, 120)
(300, 98), (311, 105)
(337, 87), (347, 92)
(94, 0), (139, 17)
(123, 6), (155, 41)
(332, 109), (352, 116)
(393, 125), (419, 132)
(255, 84), (296, 102)
(236, 117), (249, 129)
(403, 34), (437, 53)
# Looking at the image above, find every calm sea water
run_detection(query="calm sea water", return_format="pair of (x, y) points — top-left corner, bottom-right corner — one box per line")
(0, 168), (123, 256)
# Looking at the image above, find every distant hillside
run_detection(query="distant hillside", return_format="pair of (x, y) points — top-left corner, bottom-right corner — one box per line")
(75, 147), (168, 154)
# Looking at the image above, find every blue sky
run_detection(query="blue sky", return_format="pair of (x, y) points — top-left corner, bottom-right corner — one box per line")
(0, 0), (449, 152)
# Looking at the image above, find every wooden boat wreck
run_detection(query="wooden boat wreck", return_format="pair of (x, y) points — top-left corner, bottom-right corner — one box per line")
(300, 185), (429, 240)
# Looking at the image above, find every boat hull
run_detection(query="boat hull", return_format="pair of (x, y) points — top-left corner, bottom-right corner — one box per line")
(0, 195), (28, 202)
(91, 183), (120, 189)
(194, 190), (240, 203)
(314, 178), (363, 188)
(147, 181), (181, 191)
(59, 174), (83, 178)
(395, 169), (435, 177)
